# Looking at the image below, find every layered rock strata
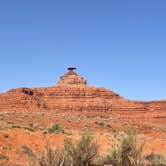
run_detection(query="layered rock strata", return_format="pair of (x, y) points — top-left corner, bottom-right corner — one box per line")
(0, 68), (165, 123)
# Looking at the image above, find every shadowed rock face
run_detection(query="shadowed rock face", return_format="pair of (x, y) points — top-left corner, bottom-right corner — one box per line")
(0, 68), (166, 123)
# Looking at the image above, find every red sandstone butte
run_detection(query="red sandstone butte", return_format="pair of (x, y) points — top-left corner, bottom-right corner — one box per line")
(0, 67), (166, 124)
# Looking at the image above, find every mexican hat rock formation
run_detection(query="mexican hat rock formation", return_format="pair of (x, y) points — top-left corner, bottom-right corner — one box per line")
(0, 67), (166, 123)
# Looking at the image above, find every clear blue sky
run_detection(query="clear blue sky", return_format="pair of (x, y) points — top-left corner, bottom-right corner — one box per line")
(0, 0), (166, 101)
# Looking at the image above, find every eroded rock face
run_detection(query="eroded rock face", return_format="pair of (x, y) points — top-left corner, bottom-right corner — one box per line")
(0, 68), (165, 123)
(0, 88), (48, 112)
(56, 70), (87, 86)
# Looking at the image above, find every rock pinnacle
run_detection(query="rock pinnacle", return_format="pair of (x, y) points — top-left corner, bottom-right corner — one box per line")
(56, 67), (87, 86)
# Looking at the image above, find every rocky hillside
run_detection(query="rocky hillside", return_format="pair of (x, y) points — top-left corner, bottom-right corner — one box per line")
(0, 67), (165, 165)
(0, 67), (166, 124)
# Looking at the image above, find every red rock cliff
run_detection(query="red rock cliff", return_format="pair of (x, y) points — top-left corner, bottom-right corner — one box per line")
(0, 67), (165, 123)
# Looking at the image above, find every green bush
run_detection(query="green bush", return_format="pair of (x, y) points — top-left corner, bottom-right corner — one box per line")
(104, 128), (145, 166)
(38, 145), (66, 166)
(47, 123), (65, 134)
(24, 133), (98, 166)
(95, 121), (105, 126)
(65, 134), (98, 166)
(145, 152), (166, 166)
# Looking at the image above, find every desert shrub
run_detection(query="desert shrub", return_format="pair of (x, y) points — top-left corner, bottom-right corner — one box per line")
(9, 124), (35, 132)
(106, 124), (112, 128)
(104, 128), (145, 166)
(95, 121), (105, 126)
(65, 134), (98, 166)
(145, 152), (166, 166)
(21, 145), (34, 156)
(106, 124), (116, 132)
(47, 123), (65, 134)
(23, 133), (98, 166)
(37, 145), (67, 166)
(0, 153), (9, 161)
(22, 144), (67, 166)
(21, 145), (41, 166)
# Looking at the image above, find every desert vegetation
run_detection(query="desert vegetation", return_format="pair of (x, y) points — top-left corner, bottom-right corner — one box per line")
(21, 129), (166, 166)
(47, 123), (65, 134)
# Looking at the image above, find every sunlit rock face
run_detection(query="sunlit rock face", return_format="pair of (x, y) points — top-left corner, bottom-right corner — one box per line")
(56, 68), (87, 86)
(0, 67), (166, 124)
